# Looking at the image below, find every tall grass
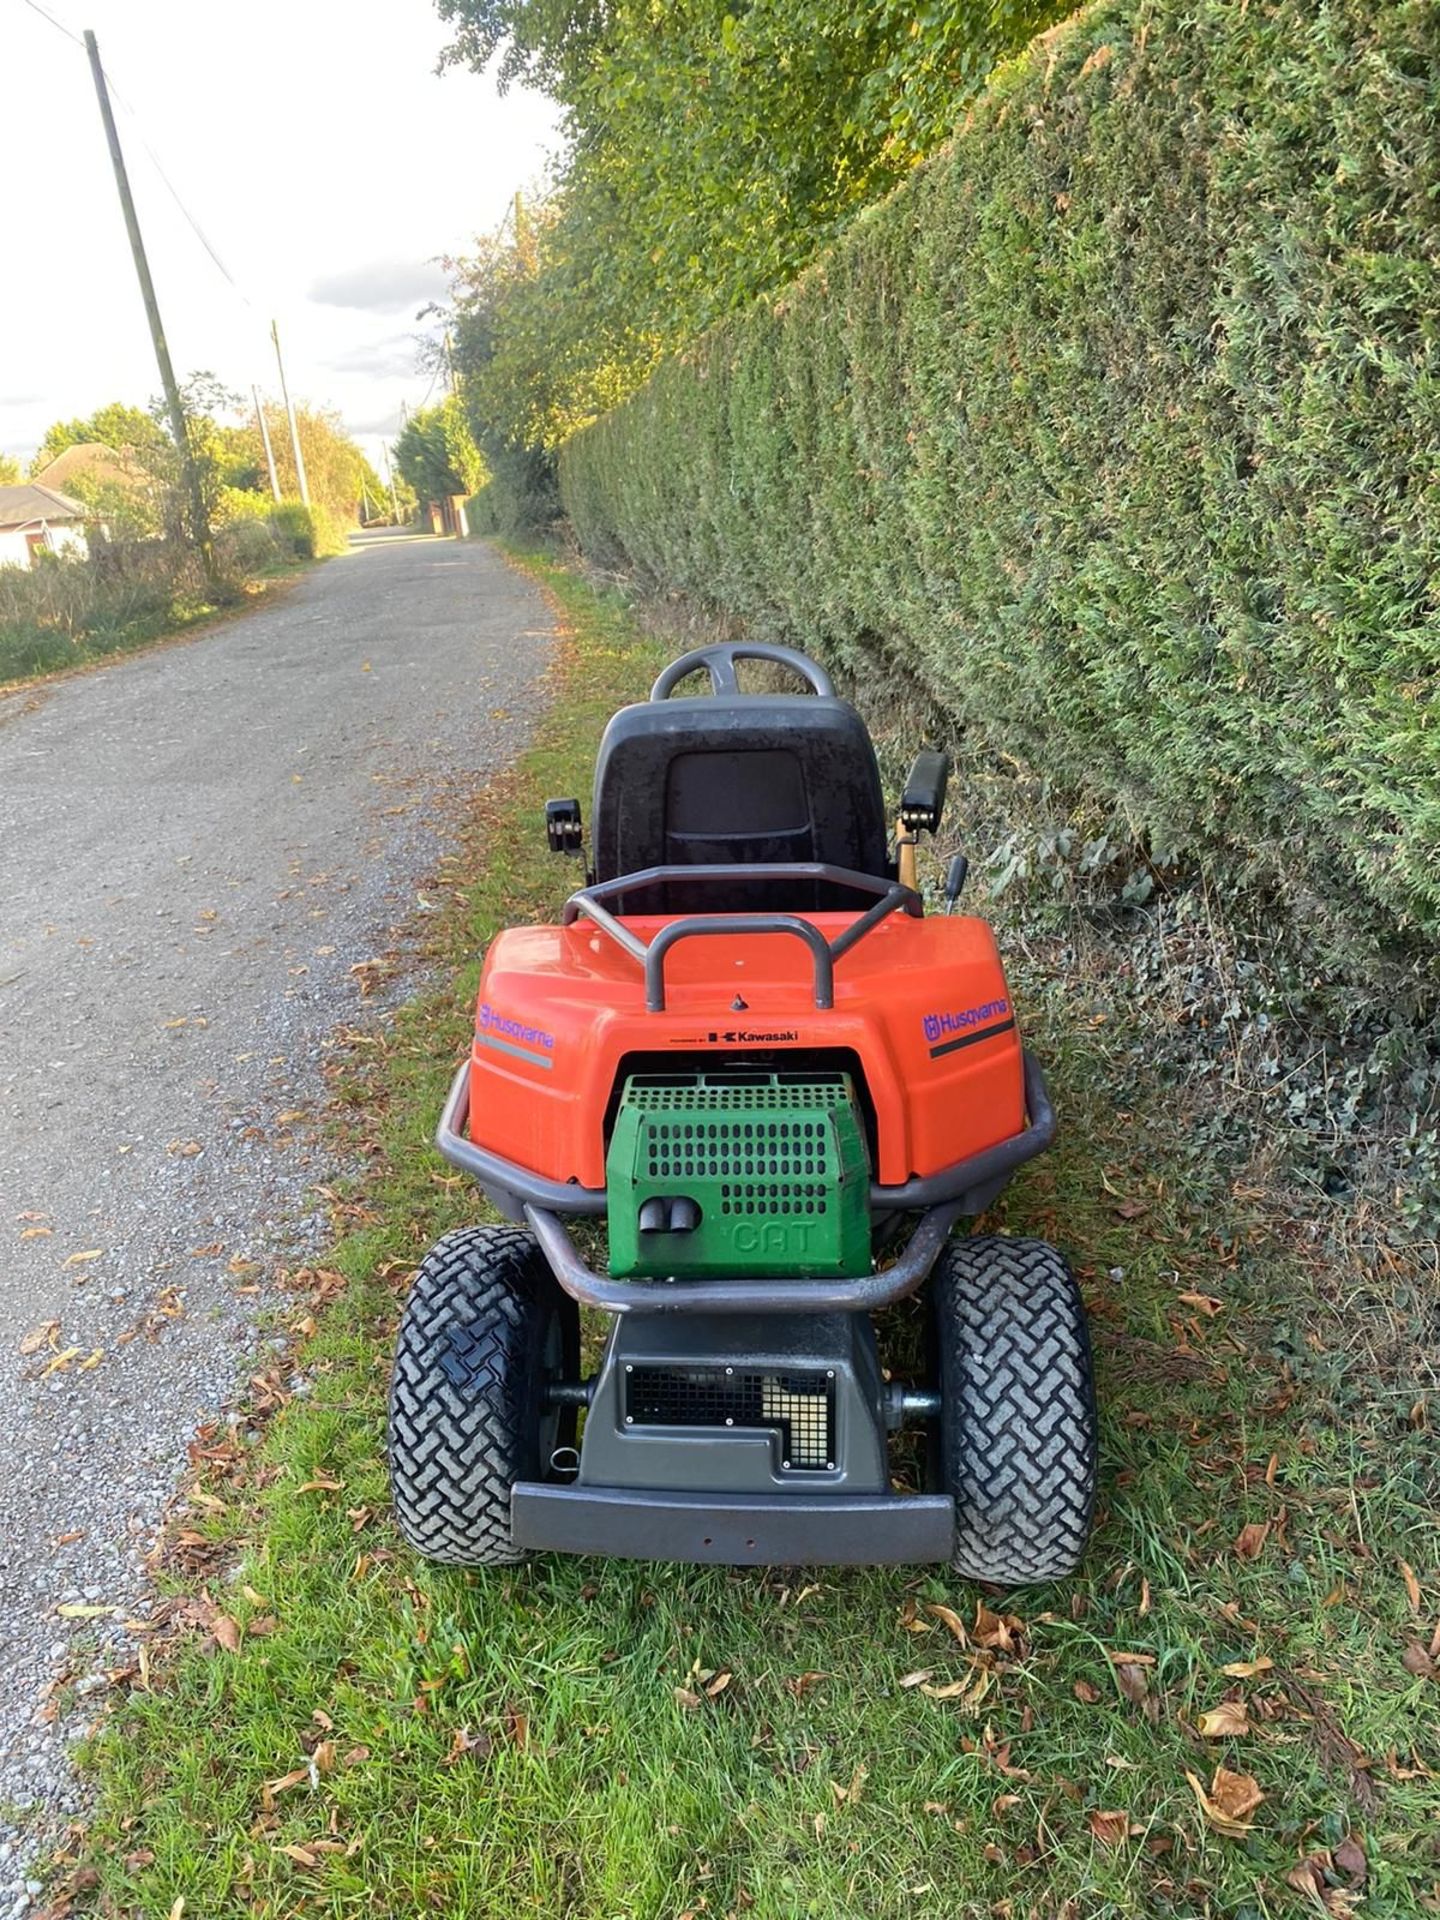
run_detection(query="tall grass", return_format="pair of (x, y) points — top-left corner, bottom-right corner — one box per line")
(0, 510), (321, 683)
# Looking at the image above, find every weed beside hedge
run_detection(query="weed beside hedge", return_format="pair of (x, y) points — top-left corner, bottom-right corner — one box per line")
(559, 0), (1440, 953)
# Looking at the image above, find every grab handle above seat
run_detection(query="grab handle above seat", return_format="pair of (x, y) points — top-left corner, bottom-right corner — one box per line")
(650, 643), (835, 700)
(563, 864), (921, 1012)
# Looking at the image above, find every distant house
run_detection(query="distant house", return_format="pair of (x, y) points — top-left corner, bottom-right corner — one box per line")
(33, 440), (152, 510)
(0, 484), (89, 569)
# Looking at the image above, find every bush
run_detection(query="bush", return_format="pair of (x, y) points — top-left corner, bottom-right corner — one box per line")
(465, 449), (560, 538)
(560, 0), (1440, 951)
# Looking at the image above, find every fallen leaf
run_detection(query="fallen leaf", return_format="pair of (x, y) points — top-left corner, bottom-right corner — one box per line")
(1089, 1809), (1131, 1847)
(1220, 1657), (1274, 1678)
(168, 1900), (185, 1920)
(1197, 1700), (1250, 1739)
(898, 1669), (934, 1690)
(920, 1678), (974, 1700)
(19, 1320), (59, 1355)
(212, 1615), (242, 1654)
(1333, 1836), (1367, 1886)
(1073, 1679), (1101, 1704)
(831, 1762), (867, 1806)
(1114, 1662), (1150, 1709)
(785, 1671), (825, 1698)
(973, 1603), (1025, 1653)
(927, 1602), (968, 1645)
(63, 1249), (103, 1268)
(1401, 1641), (1435, 1681)
(1286, 1854), (1331, 1900)
(1400, 1561), (1422, 1614)
(57, 1602), (115, 1619)
(19, 1226), (52, 1240)
(1177, 1291), (1223, 1315)
(674, 1687), (703, 1710)
(1186, 1764), (1264, 1836)
(263, 1767), (311, 1804)
(1234, 1521), (1270, 1561)
(704, 1670), (733, 1699)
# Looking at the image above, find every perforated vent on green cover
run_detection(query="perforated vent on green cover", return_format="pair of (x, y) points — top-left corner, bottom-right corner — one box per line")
(606, 1072), (870, 1278)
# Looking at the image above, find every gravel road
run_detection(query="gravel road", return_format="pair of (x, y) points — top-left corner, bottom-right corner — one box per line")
(0, 532), (555, 1903)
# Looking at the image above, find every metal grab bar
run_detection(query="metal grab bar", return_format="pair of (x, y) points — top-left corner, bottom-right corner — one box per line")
(645, 915), (834, 1012)
(562, 864), (922, 1014)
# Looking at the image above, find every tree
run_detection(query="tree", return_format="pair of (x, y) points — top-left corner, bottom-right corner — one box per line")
(234, 402), (387, 522)
(30, 403), (167, 474)
(0, 453), (20, 484)
(435, 0), (1069, 472)
(394, 397), (486, 505)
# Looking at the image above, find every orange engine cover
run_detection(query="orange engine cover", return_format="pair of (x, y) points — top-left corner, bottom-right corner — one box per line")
(466, 911), (1025, 1192)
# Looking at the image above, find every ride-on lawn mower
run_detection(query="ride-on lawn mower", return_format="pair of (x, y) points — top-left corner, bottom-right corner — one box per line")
(388, 644), (1096, 1582)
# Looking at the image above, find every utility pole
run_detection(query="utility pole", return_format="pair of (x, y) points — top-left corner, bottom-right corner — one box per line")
(381, 440), (400, 527)
(270, 319), (309, 506)
(252, 386), (281, 501)
(85, 29), (214, 577)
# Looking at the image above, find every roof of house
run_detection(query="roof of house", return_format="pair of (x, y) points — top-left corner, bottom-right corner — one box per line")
(32, 441), (149, 497)
(0, 483), (87, 531)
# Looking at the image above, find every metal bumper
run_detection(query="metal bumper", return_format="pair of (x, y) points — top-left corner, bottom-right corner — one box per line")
(435, 1048), (1056, 1222)
(510, 1482), (955, 1565)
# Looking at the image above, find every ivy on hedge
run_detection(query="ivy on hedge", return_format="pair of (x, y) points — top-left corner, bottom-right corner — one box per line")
(559, 0), (1440, 949)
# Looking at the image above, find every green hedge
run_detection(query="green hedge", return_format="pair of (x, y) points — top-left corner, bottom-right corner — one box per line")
(560, 0), (1440, 948)
(465, 450), (560, 539)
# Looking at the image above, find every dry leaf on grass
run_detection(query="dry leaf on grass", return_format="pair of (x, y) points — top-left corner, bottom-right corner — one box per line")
(211, 1615), (241, 1654)
(1197, 1700), (1250, 1739)
(1333, 1836), (1367, 1885)
(1399, 1560), (1422, 1614)
(1401, 1642), (1435, 1681)
(973, 1603), (1026, 1653)
(1234, 1521), (1270, 1561)
(1220, 1657), (1273, 1678)
(1088, 1809), (1131, 1847)
(1186, 1764), (1264, 1836)
(1074, 1679), (1101, 1704)
(927, 1602), (968, 1645)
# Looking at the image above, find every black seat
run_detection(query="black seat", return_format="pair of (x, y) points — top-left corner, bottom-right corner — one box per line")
(591, 693), (891, 913)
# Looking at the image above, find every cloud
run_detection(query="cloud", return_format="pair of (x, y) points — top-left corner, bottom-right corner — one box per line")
(309, 259), (449, 313)
(347, 412), (409, 437)
(323, 335), (422, 379)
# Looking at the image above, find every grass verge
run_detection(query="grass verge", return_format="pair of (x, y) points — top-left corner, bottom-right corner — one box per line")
(62, 547), (1438, 1920)
(0, 559), (312, 692)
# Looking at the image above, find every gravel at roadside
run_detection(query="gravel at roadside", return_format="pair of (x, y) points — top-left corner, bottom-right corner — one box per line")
(0, 532), (556, 1906)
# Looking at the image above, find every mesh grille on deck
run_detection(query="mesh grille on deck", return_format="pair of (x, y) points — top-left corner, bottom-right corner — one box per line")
(625, 1366), (834, 1470)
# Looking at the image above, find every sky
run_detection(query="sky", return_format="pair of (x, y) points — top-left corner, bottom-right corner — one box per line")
(1, 0), (562, 475)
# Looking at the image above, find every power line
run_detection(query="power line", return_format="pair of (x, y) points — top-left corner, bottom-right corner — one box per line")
(16, 0), (82, 46)
(102, 69), (251, 305)
(16, 0), (249, 305)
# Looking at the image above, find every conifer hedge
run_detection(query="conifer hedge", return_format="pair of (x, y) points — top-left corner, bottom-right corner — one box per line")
(559, 0), (1440, 948)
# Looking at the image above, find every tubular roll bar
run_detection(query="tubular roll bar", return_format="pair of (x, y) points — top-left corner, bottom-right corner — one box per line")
(561, 862), (922, 1014)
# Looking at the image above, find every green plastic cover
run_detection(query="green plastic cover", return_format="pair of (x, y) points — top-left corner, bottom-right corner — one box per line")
(606, 1072), (871, 1278)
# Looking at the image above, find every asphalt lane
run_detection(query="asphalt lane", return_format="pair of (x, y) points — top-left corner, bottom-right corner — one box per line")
(0, 531), (555, 1882)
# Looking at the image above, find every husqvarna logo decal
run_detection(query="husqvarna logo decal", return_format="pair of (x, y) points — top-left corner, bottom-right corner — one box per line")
(476, 1002), (555, 1069)
(923, 998), (1014, 1059)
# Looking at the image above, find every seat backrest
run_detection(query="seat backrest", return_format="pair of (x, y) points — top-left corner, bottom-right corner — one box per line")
(591, 694), (890, 913)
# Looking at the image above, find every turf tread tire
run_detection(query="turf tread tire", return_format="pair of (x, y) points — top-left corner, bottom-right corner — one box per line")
(388, 1226), (572, 1567)
(934, 1236), (1097, 1586)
